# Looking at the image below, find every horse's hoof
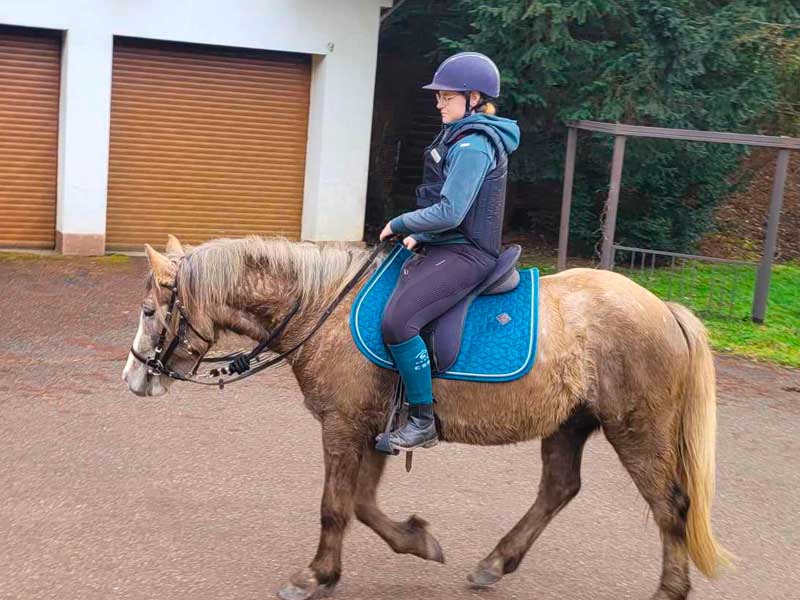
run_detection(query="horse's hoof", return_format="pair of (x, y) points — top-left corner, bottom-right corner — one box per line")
(424, 531), (445, 564)
(405, 515), (445, 564)
(467, 558), (503, 588)
(277, 569), (334, 600)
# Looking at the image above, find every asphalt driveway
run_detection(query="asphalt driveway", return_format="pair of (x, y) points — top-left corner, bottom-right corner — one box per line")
(1, 254), (798, 599)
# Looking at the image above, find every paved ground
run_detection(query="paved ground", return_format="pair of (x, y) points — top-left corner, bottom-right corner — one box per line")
(1, 254), (799, 600)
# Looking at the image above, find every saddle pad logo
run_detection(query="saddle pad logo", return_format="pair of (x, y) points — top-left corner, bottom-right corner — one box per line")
(496, 313), (512, 325)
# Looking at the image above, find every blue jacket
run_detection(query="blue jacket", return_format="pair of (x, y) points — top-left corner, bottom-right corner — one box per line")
(389, 113), (520, 248)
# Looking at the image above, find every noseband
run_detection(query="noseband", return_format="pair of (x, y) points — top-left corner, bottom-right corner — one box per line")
(129, 238), (391, 388)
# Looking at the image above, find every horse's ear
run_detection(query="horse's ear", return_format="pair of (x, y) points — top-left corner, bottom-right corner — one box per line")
(165, 234), (184, 256)
(144, 243), (177, 286)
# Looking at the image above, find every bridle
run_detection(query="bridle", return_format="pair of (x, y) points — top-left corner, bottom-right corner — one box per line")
(129, 238), (391, 389)
(130, 239), (391, 388)
(129, 279), (215, 381)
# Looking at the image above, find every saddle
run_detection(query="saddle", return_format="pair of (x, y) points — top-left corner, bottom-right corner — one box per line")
(350, 243), (539, 383)
(420, 244), (521, 372)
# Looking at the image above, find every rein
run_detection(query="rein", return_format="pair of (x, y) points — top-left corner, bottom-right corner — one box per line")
(130, 238), (392, 389)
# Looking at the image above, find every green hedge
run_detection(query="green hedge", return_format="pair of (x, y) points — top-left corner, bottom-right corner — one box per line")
(382, 0), (800, 255)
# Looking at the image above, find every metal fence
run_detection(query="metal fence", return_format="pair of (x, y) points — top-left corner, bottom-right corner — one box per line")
(557, 120), (799, 322)
(612, 245), (758, 320)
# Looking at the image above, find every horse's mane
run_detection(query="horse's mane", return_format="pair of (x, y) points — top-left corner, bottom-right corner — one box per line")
(176, 236), (374, 311)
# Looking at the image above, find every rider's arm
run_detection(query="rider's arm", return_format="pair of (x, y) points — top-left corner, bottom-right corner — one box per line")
(389, 134), (495, 235)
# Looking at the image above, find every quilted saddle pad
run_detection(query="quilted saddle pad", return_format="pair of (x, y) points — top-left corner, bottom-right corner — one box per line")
(349, 245), (540, 382)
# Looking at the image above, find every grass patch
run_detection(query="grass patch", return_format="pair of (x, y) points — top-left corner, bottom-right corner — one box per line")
(623, 261), (800, 368)
(524, 256), (800, 368)
(0, 251), (68, 261)
(0, 251), (130, 264)
(93, 253), (131, 264)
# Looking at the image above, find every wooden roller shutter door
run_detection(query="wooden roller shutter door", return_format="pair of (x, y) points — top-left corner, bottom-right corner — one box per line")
(106, 38), (310, 250)
(0, 26), (61, 249)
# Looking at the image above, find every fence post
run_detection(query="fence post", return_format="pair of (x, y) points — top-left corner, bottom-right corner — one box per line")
(752, 148), (790, 323)
(600, 135), (627, 269)
(558, 127), (578, 271)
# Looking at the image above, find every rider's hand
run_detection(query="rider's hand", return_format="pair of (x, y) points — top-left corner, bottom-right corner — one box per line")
(379, 222), (394, 241)
(403, 236), (418, 251)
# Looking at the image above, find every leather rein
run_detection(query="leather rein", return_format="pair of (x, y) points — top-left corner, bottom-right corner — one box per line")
(129, 238), (391, 389)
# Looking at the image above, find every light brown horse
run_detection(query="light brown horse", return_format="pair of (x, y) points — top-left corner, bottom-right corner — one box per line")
(122, 234), (731, 600)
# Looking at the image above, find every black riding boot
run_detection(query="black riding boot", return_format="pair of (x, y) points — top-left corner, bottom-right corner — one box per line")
(388, 402), (438, 450)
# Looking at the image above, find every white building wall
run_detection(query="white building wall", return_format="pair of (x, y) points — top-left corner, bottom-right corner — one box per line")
(0, 0), (390, 253)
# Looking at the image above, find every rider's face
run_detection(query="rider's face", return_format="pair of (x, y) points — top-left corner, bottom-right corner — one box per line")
(436, 91), (468, 123)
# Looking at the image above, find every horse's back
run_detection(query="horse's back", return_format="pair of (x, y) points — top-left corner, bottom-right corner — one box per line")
(540, 267), (683, 339)
(397, 267), (691, 445)
(538, 267), (692, 411)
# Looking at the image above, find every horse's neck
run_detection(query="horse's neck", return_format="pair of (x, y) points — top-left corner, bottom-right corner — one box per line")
(214, 244), (366, 402)
(260, 270), (351, 362)
(261, 247), (369, 352)
(267, 279), (358, 403)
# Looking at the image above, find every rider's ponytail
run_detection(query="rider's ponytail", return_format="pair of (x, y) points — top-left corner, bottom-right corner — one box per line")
(470, 92), (497, 116)
(478, 101), (497, 115)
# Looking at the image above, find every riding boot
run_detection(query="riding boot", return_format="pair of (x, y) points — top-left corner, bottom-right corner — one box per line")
(384, 335), (438, 451)
(388, 402), (438, 450)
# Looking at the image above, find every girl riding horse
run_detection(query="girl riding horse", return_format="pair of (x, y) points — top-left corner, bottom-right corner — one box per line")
(379, 52), (520, 451)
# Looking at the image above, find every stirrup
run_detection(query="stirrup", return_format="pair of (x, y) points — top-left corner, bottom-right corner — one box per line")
(374, 376), (405, 456)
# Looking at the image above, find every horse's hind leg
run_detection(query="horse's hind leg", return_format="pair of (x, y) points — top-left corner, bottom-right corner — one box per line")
(469, 409), (598, 587)
(278, 419), (362, 600)
(603, 417), (691, 600)
(354, 450), (445, 563)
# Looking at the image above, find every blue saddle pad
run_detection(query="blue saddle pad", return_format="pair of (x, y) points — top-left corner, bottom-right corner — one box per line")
(349, 245), (539, 383)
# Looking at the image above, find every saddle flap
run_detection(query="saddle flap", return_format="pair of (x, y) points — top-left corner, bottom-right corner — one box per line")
(420, 295), (470, 373)
(422, 244), (522, 372)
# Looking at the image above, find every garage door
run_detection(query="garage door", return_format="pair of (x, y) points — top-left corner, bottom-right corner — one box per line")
(106, 37), (311, 251)
(0, 25), (61, 249)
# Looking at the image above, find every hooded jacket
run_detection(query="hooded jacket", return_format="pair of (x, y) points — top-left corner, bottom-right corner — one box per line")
(389, 113), (521, 255)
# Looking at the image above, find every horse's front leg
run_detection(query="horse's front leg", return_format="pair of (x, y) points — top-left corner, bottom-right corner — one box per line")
(278, 418), (363, 600)
(354, 449), (444, 563)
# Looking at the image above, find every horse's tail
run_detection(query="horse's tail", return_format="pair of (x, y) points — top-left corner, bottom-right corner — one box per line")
(666, 302), (733, 578)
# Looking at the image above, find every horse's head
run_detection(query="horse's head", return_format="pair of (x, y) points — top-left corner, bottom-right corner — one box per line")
(122, 234), (368, 396)
(122, 235), (213, 397)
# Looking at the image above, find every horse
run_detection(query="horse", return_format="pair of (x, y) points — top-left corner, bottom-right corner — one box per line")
(122, 234), (731, 600)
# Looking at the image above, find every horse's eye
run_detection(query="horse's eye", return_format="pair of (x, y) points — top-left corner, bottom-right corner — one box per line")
(142, 304), (156, 318)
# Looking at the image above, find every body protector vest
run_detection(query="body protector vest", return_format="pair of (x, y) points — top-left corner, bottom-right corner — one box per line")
(415, 123), (509, 257)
